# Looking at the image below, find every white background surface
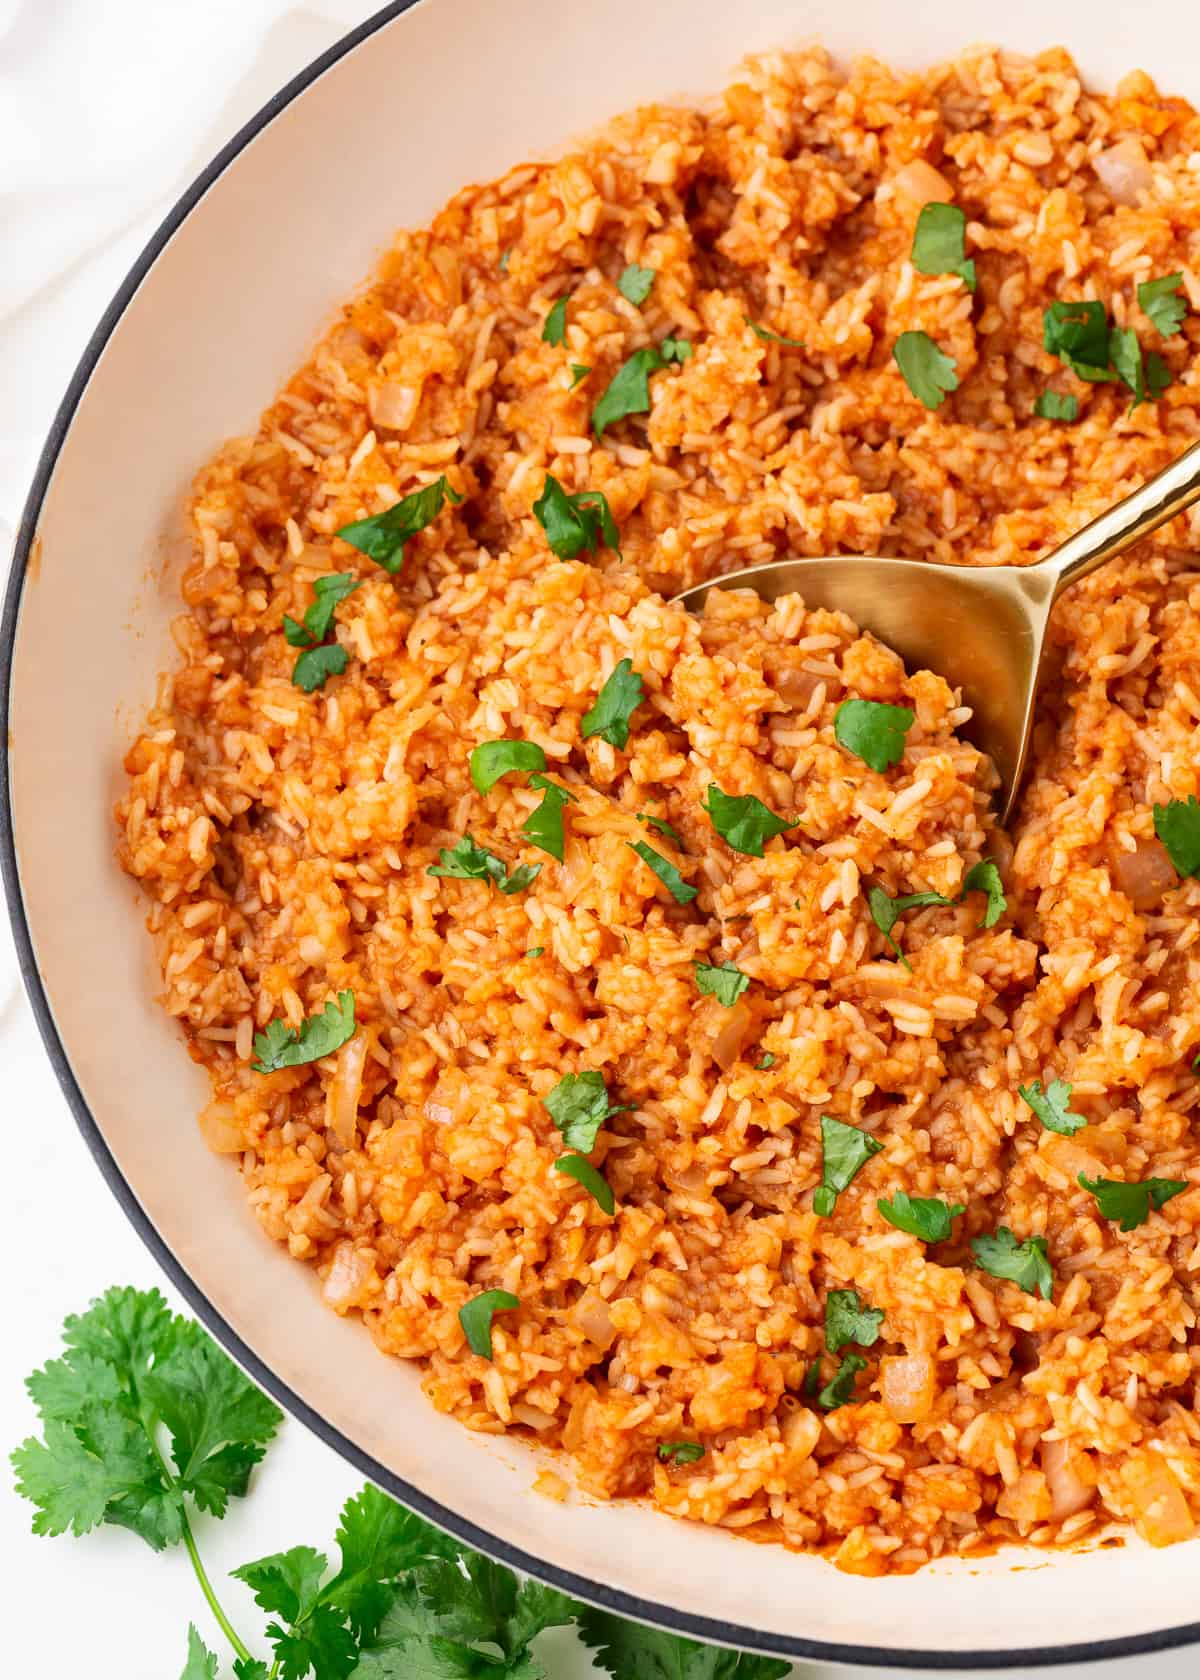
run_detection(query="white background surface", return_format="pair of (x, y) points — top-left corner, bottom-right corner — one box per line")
(0, 2), (1195, 1675)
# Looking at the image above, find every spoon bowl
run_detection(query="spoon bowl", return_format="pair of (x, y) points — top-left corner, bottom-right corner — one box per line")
(674, 438), (1200, 822)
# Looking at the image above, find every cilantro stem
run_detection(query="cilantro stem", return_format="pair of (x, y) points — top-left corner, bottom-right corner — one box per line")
(182, 1511), (255, 1665)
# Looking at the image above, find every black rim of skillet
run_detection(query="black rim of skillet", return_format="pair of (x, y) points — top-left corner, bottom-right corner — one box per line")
(2, 1), (1199, 1667)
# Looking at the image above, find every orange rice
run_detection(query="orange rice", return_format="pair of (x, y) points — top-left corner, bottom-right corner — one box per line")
(117, 43), (1200, 1573)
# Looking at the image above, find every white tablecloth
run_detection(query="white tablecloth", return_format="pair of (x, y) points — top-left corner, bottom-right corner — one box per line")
(0, 3), (1192, 1674)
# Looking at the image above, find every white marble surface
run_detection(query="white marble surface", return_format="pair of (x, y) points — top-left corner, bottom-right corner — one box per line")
(0, 3), (1195, 1674)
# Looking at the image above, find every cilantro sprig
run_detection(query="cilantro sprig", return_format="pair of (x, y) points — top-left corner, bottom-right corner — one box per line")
(971, 1227), (1054, 1300)
(1138, 273), (1188, 338)
(592, 341), (690, 437)
(893, 331), (958, 410)
(336, 477), (462, 575)
(283, 574), (361, 693)
(578, 1611), (789, 1680)
(427, 834), (541, 895)
(253, 992), (356, 1074)
(1018, 1077), (1084, 1137)
(582, 658), (644, 749)
(814, 1115), (883, 1216)
(702, 784), (794, 857)
(867, 860), (1005, 965)
(824, 1289), (884, 1354)
(544, 1070), (629, 1153)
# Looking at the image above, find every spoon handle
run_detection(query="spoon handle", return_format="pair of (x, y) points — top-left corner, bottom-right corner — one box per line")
(1045, 436), (1200, 596)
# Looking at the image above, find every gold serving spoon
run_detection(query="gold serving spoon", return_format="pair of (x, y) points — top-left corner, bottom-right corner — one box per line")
(673, 440), (1200, 824)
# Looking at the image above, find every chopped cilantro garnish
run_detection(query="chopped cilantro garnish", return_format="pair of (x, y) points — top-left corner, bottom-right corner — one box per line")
(818, 1351), (868, 1412)
(469, 739), (547, 795)
(1035, 390), (1079, 422)
(1138, 272), (1187, 338)
(569, 363), (591, 389)
(963, 858), (1007, 927)
(1109, 325), (1155, 407)
(458, 1291), (519, 1360)
(581, 658), (644, 749)
(657, 1441), (705, 1465)
(893, 330), (958, 409)
(910, 202), (976, 292)
(291, 642), (350, 693)
(617, 264), (655, 305)
(521, 774), (576, 862)
(1153, 796), (1200, 876)
(971, 1227), (1053, 1300)
(336, 477), (462, 575)
(592, 342), (688, 436)
(542, 295), (569, 346)
(637, 810), (681, 845)
(803, 1359), (822, 1397)
(544, 1070), (627, 1152)
(834, 698), (914, 772)
(532, 473), (620, 559)
(878, 1190), (964, 1243)
(1042, 299), (1114, 382)
(814, 1115), (883, 1216)
(498, 248), (511, 271)
(702, 784), (794, 856)
(252, 991), (356, 1074)
(1018, 1077), (1084, 1137)
(427, 834), (541, 894)
(1146, 351), (1173, 399)
(553, 1154), (615, 1214)
(756, 1053), (776, 1070)
(626, 839), (698, 903)
(824, 1289), (884, 1354)
(745, 316), (805, 348)
(526, 946), (545, 958)
(694, 960), (751, 1007)
(283, 572), (362, 692)
(867, 884), (953, 967)
(1078, 1173), (1187, 1232)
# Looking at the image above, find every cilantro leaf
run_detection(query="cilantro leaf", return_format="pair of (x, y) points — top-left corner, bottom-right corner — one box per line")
(814, 1116), (883, 1216)
(657, 1441), (705, 1465)
(1018, 1077), (1085, 1137)
(292, 642), (350, 693)
(866, 883), (953, 967)
(354, 1637), (519, 1677)
(532, 474), (620, 559)
(745, 316), (805, 349)
(1153, 796), (1200, 877)
(578, 1608), (790, 1680)
(369, 1553), (574, 1669)
(694, 961), (750, 1007)
(1146, 351), (1172, 399)
(234, 1663), (272, 1680)
(834, 698), (914, 771)
(756, 1053), (775, 1070)
(818, 1351), (869, 1412)
(971, 1227), (1054, 1300)
(1138, 272), (1187, 338)
(323, 1483), (457, 1640)
(569, 363), (590, 389)
(12, 1414), (178, 1543)
(542, 295), (568, 346)
(285, 572), (361, 647)
(427, 835), (541, 894)
(592, 345), (674, 437)
(581, 658), (644, 749)
(963, 858), (1007, 927)
(181, 1626), (219, 1680)
(144, 1321), (282, 1518)
(618, 264), (655, 305)
(824, 1289), (884, 1354)
(554, 1153), (615, 1214)
(252, 991), (356, 1074)
(878, 1190), (964, 1243)
(893, 331), (958, 409)
(1078, 1173), (1187, 1232)
(544, 1070), (626, 1152)
(702, 785), (794, 856)
(458, 1291), (520, 1360)
(469, 740), (547, 795)
(803, 1360), (821, 1398)
(660, 338), (693, 362)
(233, 1545), (329, 1627)
(498, 249), (511, 272)
(637, 810), (681, 844)
(1035, 389), (1079, 422)
(336, 477), (463, 574)
(521, 774), (575, 862)
(1109, 325), (1153, 407)
(626, 839), (698, 903)
(1043, 300), (1114, 382)
(911, 202), (976, 291)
